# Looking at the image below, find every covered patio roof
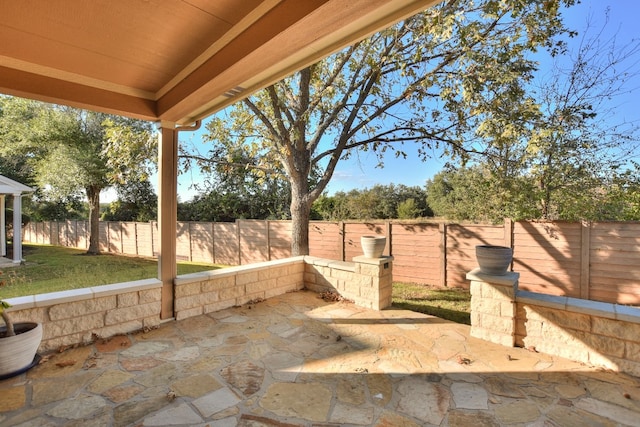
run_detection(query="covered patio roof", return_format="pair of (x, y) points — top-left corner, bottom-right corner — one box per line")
(1, 0), (441, 318)
(1, 0), (440, 125)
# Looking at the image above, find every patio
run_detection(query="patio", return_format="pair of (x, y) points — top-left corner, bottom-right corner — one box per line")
(1, 290), (639, 427)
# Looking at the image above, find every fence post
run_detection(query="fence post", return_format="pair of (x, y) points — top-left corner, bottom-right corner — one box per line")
(440, 223), (447, 287)
(266, 220), (271, 261)
(504, 218), (513, 248)
(339, 221), (345, 261)
(237, 219), (242, 265)
(580, 220), (591, 300)
(385, 221), (391, 256)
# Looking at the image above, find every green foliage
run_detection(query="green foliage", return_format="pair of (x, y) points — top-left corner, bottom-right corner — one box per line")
(178, 173), (292, 222)
(396, 199), (421, 220)
(428, 12), (640, 222)
(313, 184), (431, 220)
(0, 96), (156, 251)
(102, 179), (157, 222)
(181, 0), (575, 253)
(26, 198), (87, 222)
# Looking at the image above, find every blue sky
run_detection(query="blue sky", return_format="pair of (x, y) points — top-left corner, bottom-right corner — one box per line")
(105, 0), (640, 203)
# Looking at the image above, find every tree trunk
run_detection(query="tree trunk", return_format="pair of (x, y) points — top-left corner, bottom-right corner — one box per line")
(290, 182), (311, 256)
(86, 185), (102, 255)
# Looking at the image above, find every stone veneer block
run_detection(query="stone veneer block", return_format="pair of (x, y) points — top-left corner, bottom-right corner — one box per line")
(48, 296), (116, 320)
(117, 292), (138, 308)
(104, 302), (160, 325)
(45, 312), (105, 338)
(175, 281), (201, 298)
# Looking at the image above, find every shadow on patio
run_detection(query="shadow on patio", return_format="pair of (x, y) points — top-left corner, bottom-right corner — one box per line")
(1, 290), (639, 426)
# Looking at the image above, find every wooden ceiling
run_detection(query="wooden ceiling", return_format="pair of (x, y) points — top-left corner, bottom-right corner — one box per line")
(0, 0), (439, 125)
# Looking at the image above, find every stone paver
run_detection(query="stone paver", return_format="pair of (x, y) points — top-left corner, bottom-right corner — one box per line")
(1, 290), (640, 426)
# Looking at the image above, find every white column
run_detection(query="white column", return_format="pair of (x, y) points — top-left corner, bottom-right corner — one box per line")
(157, 122), (178, 319)
(13, 193), (22, 263)
(0, 195), (5, 257)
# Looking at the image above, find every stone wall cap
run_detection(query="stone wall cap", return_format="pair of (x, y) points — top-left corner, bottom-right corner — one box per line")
(466, 268), (519, 285)
(327, 260), (356, 272)
(516, 290), (567, 310)
(352, 255), (394, 265)
(93, 278), (162, 297)
(3, 295), (36, 311)
(35, 287), (94, 307)
(175, 256), (306, 285)
(565, 297), (616, 320)
(615, 304), (640, 324)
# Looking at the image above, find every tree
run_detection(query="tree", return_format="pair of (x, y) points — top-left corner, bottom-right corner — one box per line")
(0, 97), (155, 254)
(433, 9), (640, 222)
(184, 0), (574, 255)
(523, 11), (640, 220)
(312, 184), (430, 220)
(102, 179), (157, 222)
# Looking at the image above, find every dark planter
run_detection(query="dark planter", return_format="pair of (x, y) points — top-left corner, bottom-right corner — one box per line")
(475, 245), (513, 275)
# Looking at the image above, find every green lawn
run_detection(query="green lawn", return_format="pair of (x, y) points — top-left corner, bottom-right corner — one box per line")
(0, 244), (223, 299)
(1, 244), (471, 325)
(392, 281), (471, 325)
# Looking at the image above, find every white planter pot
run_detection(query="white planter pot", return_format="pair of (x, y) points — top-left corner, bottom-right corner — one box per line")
(0, 322), (43, 377)
(361, 235), (386, 258)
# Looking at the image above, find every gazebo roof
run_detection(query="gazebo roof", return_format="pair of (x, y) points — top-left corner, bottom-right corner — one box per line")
(0, 174), (34, 195)
(0, 0), (440, 125)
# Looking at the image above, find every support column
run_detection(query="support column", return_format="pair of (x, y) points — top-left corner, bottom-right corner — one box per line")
(157, 123), (179, 319)
(13, 193), (22, 263)
(467, 268), (519, 347)
(1, 195), (5, 257)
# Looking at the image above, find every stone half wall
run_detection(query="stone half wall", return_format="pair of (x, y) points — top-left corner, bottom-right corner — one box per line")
(2, 256), (393, 353)
(174, 256), (307, 320)
(467, 268), (640, 377)
(3, 279), (162, 352)
(174, 255), (394, 320)
(304, 256), (393, 310)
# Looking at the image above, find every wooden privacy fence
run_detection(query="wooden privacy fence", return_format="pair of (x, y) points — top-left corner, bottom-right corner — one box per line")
(23, 219), (640, 306)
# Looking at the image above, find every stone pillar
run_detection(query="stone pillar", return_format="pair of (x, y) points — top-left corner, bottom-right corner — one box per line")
(352, 256), (393, 310)
(13, 193), (22, 263)
(466, 268), (519, 347)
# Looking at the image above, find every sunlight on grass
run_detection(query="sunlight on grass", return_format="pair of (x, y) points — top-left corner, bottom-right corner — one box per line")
(0, 244), (225, 299)
(392, 282), (471, 325)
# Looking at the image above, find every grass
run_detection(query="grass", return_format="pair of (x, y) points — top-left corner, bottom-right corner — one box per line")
(392, 281), (471, 325)
(2, 245), (472, 325)
(0, 244), (223, 299)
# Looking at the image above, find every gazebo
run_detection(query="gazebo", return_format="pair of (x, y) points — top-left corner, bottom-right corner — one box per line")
(0, 174), (33, 264)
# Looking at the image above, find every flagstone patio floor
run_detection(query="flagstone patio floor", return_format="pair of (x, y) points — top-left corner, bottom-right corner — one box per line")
(1, 289), (640, 426)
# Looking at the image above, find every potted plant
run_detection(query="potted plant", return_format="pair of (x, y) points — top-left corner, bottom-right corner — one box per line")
(0, 299), (43, 379)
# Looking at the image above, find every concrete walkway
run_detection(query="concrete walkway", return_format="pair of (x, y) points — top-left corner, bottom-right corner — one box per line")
(1, 290), (639, 426)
